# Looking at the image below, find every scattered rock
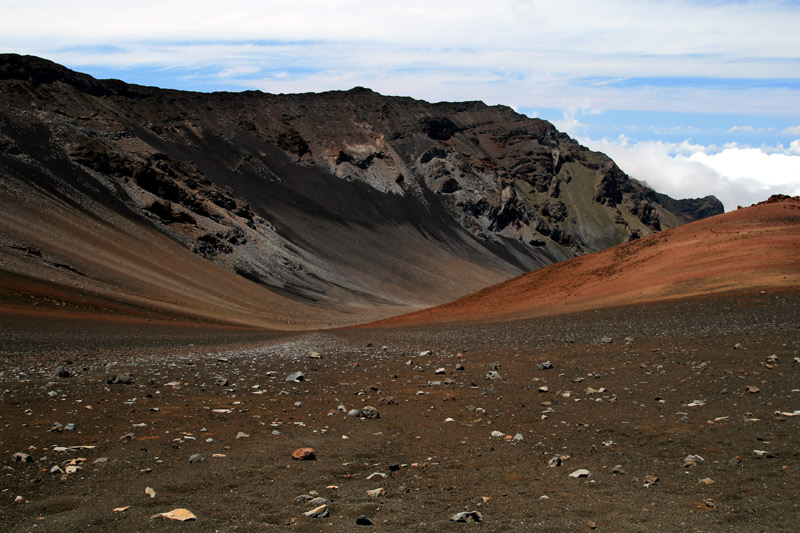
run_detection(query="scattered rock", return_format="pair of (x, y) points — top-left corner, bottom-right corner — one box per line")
(569, 469), (591, 478)
(285, 371), (305, 382)
(643, 474), (659, 487)
(419, 350), (432, 356)
(356, 515), (374, 525)
(53, 366), (71, 378)
(304, 504), (329, 518)
(106, 372), (134, 385)
(485, 371), (501, 380)
(292, 447), (316, 460)
(698, 477), (715, 485)
(361, 406), (380, 419)
(745, 385), (760, 394)
(612, 465), (626, 475)
(366, 487), (385, 498)
(146, 486), (156, 498)
(601, 337), (613, 344)
(450, 511), (484, 523)
(538, 361), (553, 370)
(189, 453), (205, 463)
(683, 454), (705, 467)
(151, 508), (197, 521)
(12, 453), (33, 463)
(236, 432), (249, 439)
(215, 375), (229, 387)
(347, 409), (361, 417)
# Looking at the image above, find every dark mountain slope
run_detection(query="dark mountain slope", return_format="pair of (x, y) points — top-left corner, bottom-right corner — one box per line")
(0, 54), (722, 326)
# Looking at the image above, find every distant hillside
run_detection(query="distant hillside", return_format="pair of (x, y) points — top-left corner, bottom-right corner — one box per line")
(0, 54), (722, 326)
(368, 196), (799, 327)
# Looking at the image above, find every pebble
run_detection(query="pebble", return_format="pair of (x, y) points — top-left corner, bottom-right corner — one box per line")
(53, 366), (71, 378)
(485, 371), (501, 380)
(356, 515), (374, 525)
(611, 465), (626, 475)
(347, 409), (361, 417)
(683, 454), (704, 466)
(106, 372), (134, 385)
(419, 350), (432, 356)
(215, 375), (229, 387)
(189, 453), (205, 463)
(236, 432), (249, 439)
(304, 504), (329, 518)
(366, 487), (385, 497)
(601, 337), (613, 344)
(361, 406), (380, 419)
(292, 447), (316, 460)
(643, 474), (659, 487)
(285, 371), (305, 382)
(13, 452), (33, 463)
(151, 508), (197, 521)
(435, 367), (446, 374)
(745, 385), (760, 394)
(569, 469), (591, 478)
(538, 361), (553, 370)
(450, 511), (484, 523)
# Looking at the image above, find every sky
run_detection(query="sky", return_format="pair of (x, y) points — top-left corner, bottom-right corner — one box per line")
(2, 0), (799, 210)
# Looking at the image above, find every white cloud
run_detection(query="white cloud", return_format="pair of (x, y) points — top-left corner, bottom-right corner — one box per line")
(582, 137), (800, 211)
(783, 126), (800, 135)
(1, 1), (799, 115)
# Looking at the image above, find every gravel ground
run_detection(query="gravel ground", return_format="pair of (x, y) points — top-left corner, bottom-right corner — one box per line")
(1, 289), (799, 531)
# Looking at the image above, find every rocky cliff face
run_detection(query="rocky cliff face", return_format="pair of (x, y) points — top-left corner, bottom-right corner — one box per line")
(0, 54), (722, 321)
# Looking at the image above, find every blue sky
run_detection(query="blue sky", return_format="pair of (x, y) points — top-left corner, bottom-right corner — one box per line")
(2, 0), (799, 210)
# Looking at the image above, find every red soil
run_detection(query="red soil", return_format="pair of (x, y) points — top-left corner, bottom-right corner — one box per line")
(370, 196), (800, 327)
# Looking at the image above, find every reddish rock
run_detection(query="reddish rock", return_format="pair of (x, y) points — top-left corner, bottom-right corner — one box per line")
(292, 447), (316, 461)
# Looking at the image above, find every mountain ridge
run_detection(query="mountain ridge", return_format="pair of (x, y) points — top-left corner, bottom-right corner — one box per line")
(0, 54), (722, 327)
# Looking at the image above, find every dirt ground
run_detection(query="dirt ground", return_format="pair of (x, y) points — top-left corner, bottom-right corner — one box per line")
(1, 288), (798, 532)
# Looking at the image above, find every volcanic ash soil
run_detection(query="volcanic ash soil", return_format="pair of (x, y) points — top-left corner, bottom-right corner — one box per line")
(1, 289), (799, 531)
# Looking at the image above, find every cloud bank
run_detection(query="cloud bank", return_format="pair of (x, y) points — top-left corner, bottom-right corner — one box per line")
(579, 137), (800, 211)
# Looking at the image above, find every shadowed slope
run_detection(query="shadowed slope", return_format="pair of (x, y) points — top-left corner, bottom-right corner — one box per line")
(369, 196), (800, 327)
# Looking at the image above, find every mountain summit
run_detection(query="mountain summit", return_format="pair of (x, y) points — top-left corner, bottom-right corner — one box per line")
(0, 54), (722, 326)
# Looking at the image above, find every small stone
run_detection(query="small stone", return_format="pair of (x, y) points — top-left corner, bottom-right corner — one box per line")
(548, 456), (562, 467)
(292, 447), (316, 460)
(355, 515), (374, 525)
(50, 422), (64, 432)
(146, 486), (156, 498)
(612, 465), (626, 475)
(513, 433), (524, 441)
(111, 372), (134, 385)
(745, 385), (760, 394)
(455, 364), (465, 371)
(753, 449), (774, 458)
(236, 431), (249, 439)
(189, 453), (205, 463)
(600, 337), (613, 344)
(569, 469), (591, 478)
(304, 504), (329, 518)
(733, 343), (744, 350)
(53, 366), (71, 378)
(487, 362), (501, 370)
(491, 430), (505, 438)
(538, 386), (549, 393)
(485, 371), (501, 380)
(683, 454), (705, 466)
(64, 422), (76, 431)
(215, 375), (229, 387)
(643, 474), (659, 487)
(309, 351), (322, 359)
(361, 406), (380, 419)
(419, 350), (432, 356)
(285, 371), (305, 382)
(538, 361), (553, 370)
(151, 508), (197, 521)
(698, 477), (715, 485)
(366, 487), (385, 497)
(449, 511), (483, 523)
(13, 495), (26, 504)
(435, 367), (446, 374)
(366, 472), (387, 479)
(13, 452), (33, 463)
(347, 409), (361, 417)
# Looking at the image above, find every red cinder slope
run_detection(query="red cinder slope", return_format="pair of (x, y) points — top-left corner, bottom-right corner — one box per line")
(370, 196), (800, 327)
